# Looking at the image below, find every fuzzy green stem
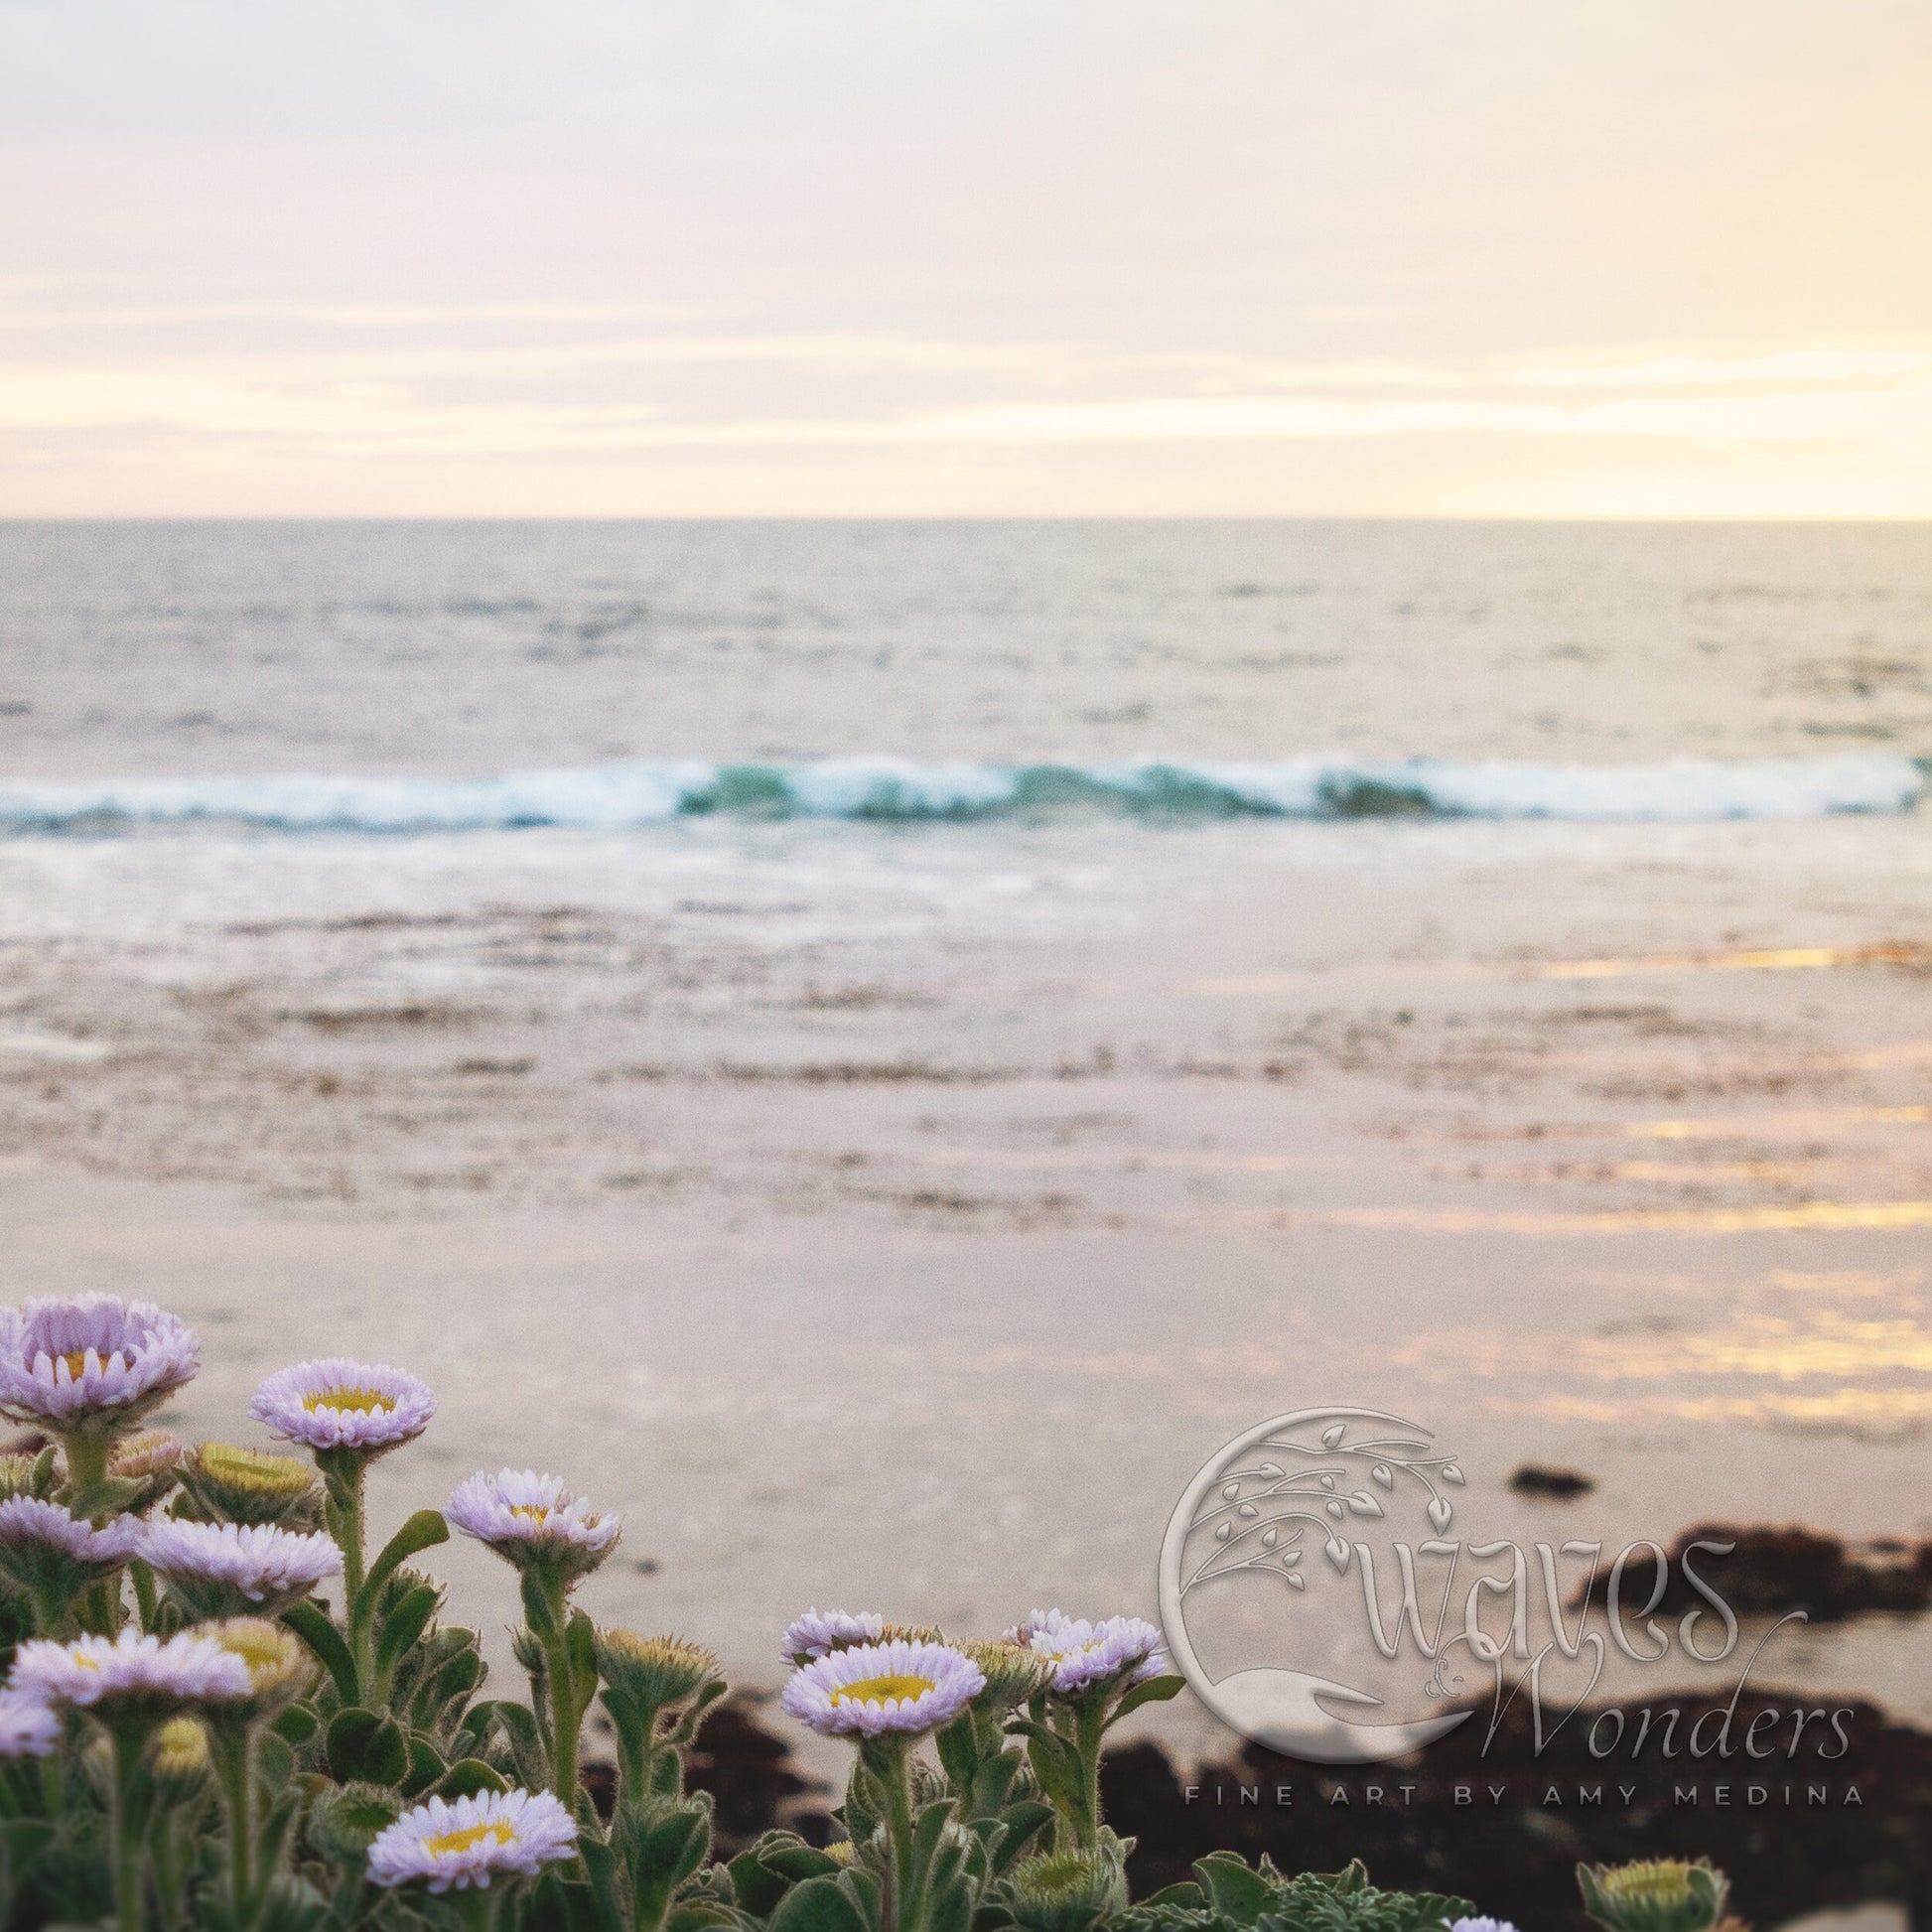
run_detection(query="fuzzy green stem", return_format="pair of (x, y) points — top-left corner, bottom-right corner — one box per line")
(608, 1688), (668, 1807)
(1069, 1700), (1106, 1851)
(66, 1431), (110, 1497)
(882, 1736), (916, 1932)
(455, 1882), (499, 1932)
(211, 1724), (255, 1927)
(538, 1596), (584, 1816)
(131, 1560), (161, 1635)
(107, 1723), (148, 1932)
(319, 1449), (370, 1699)
(150, 1813), (188, 1932)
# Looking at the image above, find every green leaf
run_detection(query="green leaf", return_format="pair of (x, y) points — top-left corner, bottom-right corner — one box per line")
(65, 1474), (146, 1519)
(402, 1731), (448, 1798)
(358, 1509), (450, 1621)
(326, 1708), (409, 1787)
(1193, 1853), (1276, 1926)
(271, 1703), (320, 1746)
(908, 1797), (956, 1890)
(841, 1866), (884, 1932)
(729, 1849), (790, 1917)
(987, 1800), (1052, 1874)
(375, 1583), (441, 1685)
(645, 1802), (714, 1888)
(756, 1835), (840, 1884)
(282, 1600), (357, 1705)
(578, 1834), (626, 1932)
(770, 1876), (868, 1932)
(1007, 1720), (1083, 1819)
(1144, 1883), (1206, 1909)
(666, 1907), (744, 1932)
(257, 1729), (296, 1794)
(436, 1757), (509, 1800)
(935, 1713), (980, 1794)
(566, 1606), (600, 1703)
(1108, 1673), (1185, 1725)
(494, 1700), (549, 1790)
(925, 1875), (973, 1932)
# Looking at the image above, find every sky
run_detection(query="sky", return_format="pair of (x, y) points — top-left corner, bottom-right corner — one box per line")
(2, 0), (1930, 517)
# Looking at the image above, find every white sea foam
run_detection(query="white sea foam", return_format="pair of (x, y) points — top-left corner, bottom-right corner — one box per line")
(0, 753), (1919, 834)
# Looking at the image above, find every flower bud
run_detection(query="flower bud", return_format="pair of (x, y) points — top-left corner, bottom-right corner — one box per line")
(177, 1442), (323, 1528)
(1579, 1861), (1730, 1932)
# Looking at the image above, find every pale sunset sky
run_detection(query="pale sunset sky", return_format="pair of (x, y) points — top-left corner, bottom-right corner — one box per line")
(2, 0), (1929, 517)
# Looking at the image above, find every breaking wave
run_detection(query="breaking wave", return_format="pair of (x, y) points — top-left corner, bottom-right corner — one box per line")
(0, 754), (1922, 834)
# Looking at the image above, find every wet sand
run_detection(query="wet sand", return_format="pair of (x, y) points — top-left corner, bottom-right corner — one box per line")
(3, 812), (1930, 1757)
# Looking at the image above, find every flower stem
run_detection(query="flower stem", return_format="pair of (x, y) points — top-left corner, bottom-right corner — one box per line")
(1070, 1700), (1106, 1850)
(882, 1736), (916, 1932)
(107, 1723), (149, 1932)
(536, 1578), (583, 1816)
(212, 1724), (255, 1927)
(456, 1887), (499, 1932)
(66, 1431), (110, 1499)
(320, 1449), (369, 1700)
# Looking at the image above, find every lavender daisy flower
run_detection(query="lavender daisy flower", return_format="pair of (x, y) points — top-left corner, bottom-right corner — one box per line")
(0, 1692), (60, 1759)
(780, 1607), (885, 1665)
(445, 1469), (619, 1583)
(1450, 1919), (1522, 1932)
(780, 1637), (985, 1738)
(0, 1296), (199, 1434)
(366, 1787), (577, 1893)
(10, 1628), (252, 1715)
(1007, 1609), (1169, 1694)
(0, 1496), (145, 1612)
(249, 1358), (436, 1454)
(142, 1517), (343, 1618)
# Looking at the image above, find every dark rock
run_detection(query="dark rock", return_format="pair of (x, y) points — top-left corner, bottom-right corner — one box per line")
(1509, 1465), (1596, 1498)
(684, 1696), (829, 1853)
(1597, 1526), (1932, 1624)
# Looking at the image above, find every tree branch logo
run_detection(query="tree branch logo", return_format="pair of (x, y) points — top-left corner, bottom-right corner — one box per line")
(1160, 1407), (1819, 1769)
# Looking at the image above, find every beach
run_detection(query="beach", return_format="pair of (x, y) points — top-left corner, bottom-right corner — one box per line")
(1, 519), (1929, 1761)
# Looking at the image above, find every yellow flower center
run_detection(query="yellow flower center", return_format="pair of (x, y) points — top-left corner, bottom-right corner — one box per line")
(509, 1504), (552, 1526)
(154, 1716), (209, 1776)
(425, 1821), (515, 1859)
(304, 1387), (392, 1415)
(216, 1624), (297, 1685)
(58, 1349), (98, 1379)
(829, 1673), (935, 1707)
(200, 1443), (310, 1494)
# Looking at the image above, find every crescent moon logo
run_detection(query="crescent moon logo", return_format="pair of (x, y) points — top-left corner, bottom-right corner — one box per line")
(1158, 1406), (1474, 1765)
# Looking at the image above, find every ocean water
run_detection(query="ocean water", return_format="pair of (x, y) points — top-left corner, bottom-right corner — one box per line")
(1, 519), (1929, 816)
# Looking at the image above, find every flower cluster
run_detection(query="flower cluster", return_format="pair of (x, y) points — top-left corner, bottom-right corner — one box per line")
(0, 1289), (1573, 1932)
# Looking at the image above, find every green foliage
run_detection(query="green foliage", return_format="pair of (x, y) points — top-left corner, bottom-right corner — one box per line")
(1114, 1858), (1473, 1932)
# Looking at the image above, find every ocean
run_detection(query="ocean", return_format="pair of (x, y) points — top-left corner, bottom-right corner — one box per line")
(1, 519), (1928, 1743)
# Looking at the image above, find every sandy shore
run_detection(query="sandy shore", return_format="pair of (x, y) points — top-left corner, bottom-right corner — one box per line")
(4, 812), (1930, 1757)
